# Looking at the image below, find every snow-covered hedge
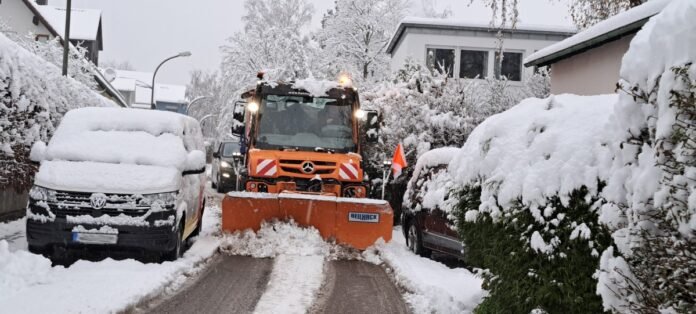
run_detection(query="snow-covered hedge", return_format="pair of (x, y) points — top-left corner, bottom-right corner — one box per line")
(597, 1), (696, 312)
(448, 94), (616, 313)
(0, 32), (114, 191)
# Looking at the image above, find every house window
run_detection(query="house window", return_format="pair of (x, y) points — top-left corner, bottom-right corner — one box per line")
(426, 48), (454, 77)
(494, 52), (523, 81)
(459, 50), (488, 79)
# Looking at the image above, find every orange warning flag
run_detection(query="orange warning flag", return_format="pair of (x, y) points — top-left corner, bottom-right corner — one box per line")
(391, 143), (408, 179)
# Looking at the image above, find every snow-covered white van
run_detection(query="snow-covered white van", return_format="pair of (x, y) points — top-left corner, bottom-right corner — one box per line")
(25, 107), (207, 262)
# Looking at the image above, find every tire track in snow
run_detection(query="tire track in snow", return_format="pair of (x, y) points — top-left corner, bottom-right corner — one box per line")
(149, 255), (273, 314)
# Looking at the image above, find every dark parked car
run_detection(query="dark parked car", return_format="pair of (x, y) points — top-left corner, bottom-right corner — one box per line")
(211, 141), (244, 193)
(401, 147), (464, 259)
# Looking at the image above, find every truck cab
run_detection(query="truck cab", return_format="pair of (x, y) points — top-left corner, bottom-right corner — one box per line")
(232, 79), (379, 198)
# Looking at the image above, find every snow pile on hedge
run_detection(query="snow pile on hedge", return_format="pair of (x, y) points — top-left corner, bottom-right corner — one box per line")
(0, 32), (114, 191)
(450, 93), (617, 225)
(596, 0), (696, 312)
(370, 229), (486, 313)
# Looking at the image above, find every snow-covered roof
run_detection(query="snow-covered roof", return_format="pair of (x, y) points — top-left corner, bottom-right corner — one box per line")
(387, 16), (577, 54)
(25, 1), (102, 42)
(524, 0), (670, 67)
(106, 69), (187, 105)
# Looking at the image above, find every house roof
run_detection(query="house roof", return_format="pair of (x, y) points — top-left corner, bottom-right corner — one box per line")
(524, 0), (670, 67)
(107, 69), (187, 105)
(23, 0), (103, 49)
(386, 16), (577, 54)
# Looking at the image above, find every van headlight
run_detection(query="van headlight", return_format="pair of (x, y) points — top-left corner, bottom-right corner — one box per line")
(139, 192), (177, 207)
(29, 186), (57, 202)
(220, 161), (232, 168)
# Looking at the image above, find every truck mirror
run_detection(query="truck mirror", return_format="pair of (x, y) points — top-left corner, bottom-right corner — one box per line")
(365, 110), (379, 143)
(231, 101), (246, 136)
(233, 101), (246, 123)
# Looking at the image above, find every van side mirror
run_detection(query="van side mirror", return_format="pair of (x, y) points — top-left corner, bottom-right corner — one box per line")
(212, 152), (220, 158)
(29, 141), (47, 164)
(232, 101), (246, 136)
(365, 110), (380, 143)
(184, 150), (206, 175)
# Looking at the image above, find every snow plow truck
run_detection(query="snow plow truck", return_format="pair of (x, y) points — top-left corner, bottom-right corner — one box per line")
(222, 75), (393, 249)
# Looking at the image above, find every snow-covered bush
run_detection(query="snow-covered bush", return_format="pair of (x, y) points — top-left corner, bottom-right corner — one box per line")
(361, 60), (547, 183)
(447, 94), (618, 313)
(0, 20), (98, 90)
(596, 1), (696, 312)
(0, 32), (113, 192)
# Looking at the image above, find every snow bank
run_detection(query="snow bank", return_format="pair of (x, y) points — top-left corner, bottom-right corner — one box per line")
(368, 228), (485, 313)
(450, 94), (617, 215)
(0, 205), (222, 313)
(0, 217), (26, 252)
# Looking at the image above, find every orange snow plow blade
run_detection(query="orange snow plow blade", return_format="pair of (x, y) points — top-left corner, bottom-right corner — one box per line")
(222, 192), (393, 250)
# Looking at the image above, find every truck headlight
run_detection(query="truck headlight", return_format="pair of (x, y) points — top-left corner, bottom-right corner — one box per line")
(220, 161), (232, 168)
(139, 192), (177, 207)
(29, 186), (57, 202)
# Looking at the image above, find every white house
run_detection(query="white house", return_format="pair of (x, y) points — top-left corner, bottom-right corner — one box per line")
(106, 69), (188, 113)
(0, 0), (126, 107)
(524, 0), (669, 95)
(0, 0), (103, 65)
(387, 17), (576, 82)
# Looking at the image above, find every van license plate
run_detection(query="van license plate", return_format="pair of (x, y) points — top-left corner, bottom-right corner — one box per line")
(72, 232), (118, 245)
(348, 212), (379, 223)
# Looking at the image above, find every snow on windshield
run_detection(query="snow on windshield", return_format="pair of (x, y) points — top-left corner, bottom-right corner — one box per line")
(44, 107), (197, 170)
(256, 95), (355, 151)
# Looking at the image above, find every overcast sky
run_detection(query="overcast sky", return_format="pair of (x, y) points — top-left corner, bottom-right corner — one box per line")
(48, 0), (572, 85)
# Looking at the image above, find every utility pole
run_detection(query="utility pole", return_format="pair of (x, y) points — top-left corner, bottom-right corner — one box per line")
(61, 0), (72, 76)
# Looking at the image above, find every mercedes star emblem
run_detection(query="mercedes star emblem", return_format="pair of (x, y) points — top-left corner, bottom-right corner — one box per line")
(301, 161), (315, 174)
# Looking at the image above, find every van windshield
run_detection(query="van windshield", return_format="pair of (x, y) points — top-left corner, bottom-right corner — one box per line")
(255, 95), (355, 152)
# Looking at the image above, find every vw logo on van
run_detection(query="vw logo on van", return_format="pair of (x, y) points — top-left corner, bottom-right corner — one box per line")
(90, 193), (107, 209)
(301, 161), (315, 174)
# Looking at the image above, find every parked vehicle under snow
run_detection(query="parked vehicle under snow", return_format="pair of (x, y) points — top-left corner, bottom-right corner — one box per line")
(25, 107), (207, 263)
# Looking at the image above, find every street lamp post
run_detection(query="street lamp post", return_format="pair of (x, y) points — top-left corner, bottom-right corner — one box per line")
(186, 96), (211, 114)
(150, 51), (192, 109)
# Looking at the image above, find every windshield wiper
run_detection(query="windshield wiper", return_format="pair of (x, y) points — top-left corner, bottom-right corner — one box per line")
(314, 147), (335, 154)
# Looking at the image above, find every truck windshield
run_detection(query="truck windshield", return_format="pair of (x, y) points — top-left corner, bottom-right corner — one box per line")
(256, 95), (355, 152)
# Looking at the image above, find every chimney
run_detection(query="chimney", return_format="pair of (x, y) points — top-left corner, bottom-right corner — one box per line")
(36, 0), (48, 5)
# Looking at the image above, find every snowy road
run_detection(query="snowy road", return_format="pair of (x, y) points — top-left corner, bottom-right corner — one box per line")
(0, 185), (484, 313)
(148, 255), (273, 314)
(311, 260), (409, 313)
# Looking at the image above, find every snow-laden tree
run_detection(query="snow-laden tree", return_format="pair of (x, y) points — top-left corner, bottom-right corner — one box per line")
(220, 0), (315, 87)
(314, 0), (409, 82)
(0, 19), (97, 90)
(420, 0), (453, 18)
(217, 0), (316, 141)
(186, 70), (233, 140)
(568, 0), (646, 29)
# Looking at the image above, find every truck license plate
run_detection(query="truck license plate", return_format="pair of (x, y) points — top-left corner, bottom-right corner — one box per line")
(72, 232), (118, 245)
(348, 212), (379, 223)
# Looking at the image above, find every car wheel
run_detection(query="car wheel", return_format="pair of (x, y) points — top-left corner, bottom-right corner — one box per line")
(407, 222), (431, 258)
(162, 220), (184, 262)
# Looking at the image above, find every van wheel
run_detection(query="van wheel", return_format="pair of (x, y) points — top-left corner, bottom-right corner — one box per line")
(162, 220), (184, 262)
(407, 222), (431, 258)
